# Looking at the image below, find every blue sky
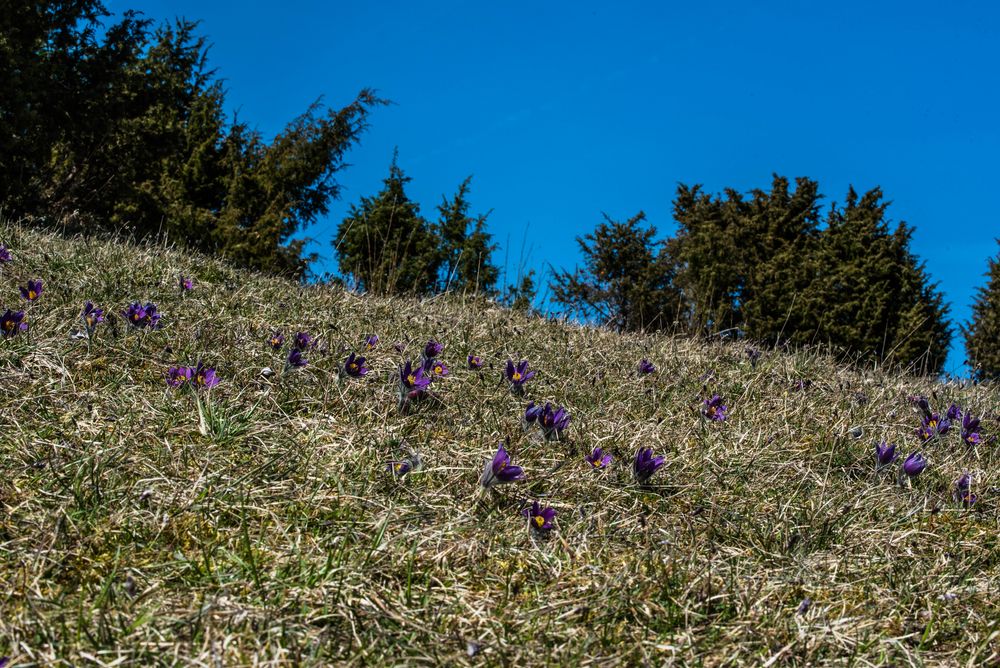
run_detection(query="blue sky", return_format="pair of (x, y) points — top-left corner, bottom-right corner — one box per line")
(110, 0), (999, 374)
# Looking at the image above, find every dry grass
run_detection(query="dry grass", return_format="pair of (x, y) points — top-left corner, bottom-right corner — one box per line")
(0, 220), (998, 666)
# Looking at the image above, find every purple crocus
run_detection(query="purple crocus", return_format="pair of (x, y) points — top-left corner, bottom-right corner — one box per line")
(166, 366), (192, 388)
(123, 302), (161, 329)
(365, 334), (379, 350)
(523, 401), (543, 426)
(0, 245), (12, 263)
(701, 395), (728, 421)
(20, 279), (42, 301)
(180, 275), (194, 291)
(192, 361), (220, 389)
(0, 309), (28, 336)
(916, 413), (951, 442)
(423, 339), (444, 359)
(947, 403), (962, 421)
(388, 459), (413, 477)
(633, 447), (666, 483)
(399, 360), (432, 403)
(343, 352), (369, 378)
(954, 473), (977, 507)
(81, 301), (104, 333)
(479, 442), (525, 488)
(522, 500), (556, 532)
(638, 359), (656, 375)
(425, 358), (449, 378)
(269, 331), (285, 350)
(910, 395), (932, 419)
(585, 447), (613, 469)
(538, 402), (571, 440)
(293, 332), (314, 351)
(285, 348), (308, 370)
(875, 441), (900, 469)
(467, 354), (484, 370)
(505, 359), (535, 393)
(962, 412), (982, 447)
(902, 452), (928, 478)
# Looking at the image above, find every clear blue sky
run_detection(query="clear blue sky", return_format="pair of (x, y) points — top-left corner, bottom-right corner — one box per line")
(110, 0), (999, 374)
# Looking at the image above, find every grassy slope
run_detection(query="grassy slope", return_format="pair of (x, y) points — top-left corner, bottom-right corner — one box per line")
(0, 221), (998, 667)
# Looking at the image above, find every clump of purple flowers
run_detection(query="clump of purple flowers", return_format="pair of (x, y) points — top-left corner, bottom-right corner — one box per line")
(875, 441), (899, 470)
(585, 447), (612, 469)
(167, 362), (220, 390)
(166, 366), (192, 388)
(505, 359), (535, 394)
(701, 395), (728, 421)
(123, 302), (161, 329)
(537, 402), (571, 440)
(479, 442), (525, 488)
(81, 301), (104, 335)
(916, 413), (951, 442)
(20, 279), (42, 301)
(633, 447), (665, 484)
(343, 352), (369, 378)
(0, 309), (27, 337)
(638, 359), (656, 375)
(522, 500), (556, 533)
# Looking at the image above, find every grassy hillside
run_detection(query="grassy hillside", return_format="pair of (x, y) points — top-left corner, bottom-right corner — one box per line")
(0, 220), (998, 666)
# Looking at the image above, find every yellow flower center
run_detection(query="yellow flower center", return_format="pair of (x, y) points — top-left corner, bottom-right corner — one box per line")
(533, 515), (545, 528)
(349, 363), (358, 370)
(512, 371), (522, 381)
(407, 373), (416, 384)
(28, 291), (36, 299)
(395, 462), (406, 472)
(435, 365), (443, 374)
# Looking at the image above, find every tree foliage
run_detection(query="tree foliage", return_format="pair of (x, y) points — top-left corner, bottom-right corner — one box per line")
(1, 2), (382, 277)
(964, 241), (1000, 380)
(550, 212), (684, 332)
(435, 177), (499, 295)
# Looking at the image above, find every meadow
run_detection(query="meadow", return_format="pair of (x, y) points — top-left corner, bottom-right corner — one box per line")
(0, 220), (997, 666)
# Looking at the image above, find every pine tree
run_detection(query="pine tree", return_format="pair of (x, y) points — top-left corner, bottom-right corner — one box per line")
(334, 152), (440, 294)
(435, 177), (499, 295)
(963, 240), (1000, 380)
(551, 212), (684, 332)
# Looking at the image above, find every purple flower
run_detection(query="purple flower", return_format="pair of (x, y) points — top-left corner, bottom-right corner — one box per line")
(585, 447), (612, 469)
(123, 302), (161, 329)
(954, 472), (977, 507)
(638, 359), (656, 375)
(505, 359), (535, 393)
(423, 339), (444, 359)
(166, 366), (192, 388)
(947, 403), (962, 421)
(633, 447), (665, 483)
(479, 442), (525, 488)
(522, 500), (556, 532)
(81, 301), (104, 332)
(20, 279), (42, 301)
(909, 395), (932, 418)
(538, 402), (570, 440)
(365, 334), (379, 350)
(467, 354), (484, 369)
(523, 401), (543, 426)
(916, 413), (951, 442)
(962, 412), (982, 447)
(399, 360), (432, 404)
(343, 352), (369, 378)
(180, 275), (194, 291)
(0, 309), (28, 336)
(875, 441), (899, 469)
(285, 348), (308, 370)
(388, 459), (413, 477)
(902, 452), (928, 478)
(701, 395), (728, 421)
(0, 245), (12, 263)
(425, 358), (449, 378)
(192, 361), (219, 389)
(269, 331), (285, 350)
(293, 332), (314, 351)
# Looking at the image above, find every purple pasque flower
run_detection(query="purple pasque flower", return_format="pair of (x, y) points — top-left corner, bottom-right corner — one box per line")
(269, 331), (285, 350)
(166, 366), (192, 388)
(399, 360), (432, 404)
(505, 359), (535, 393)
(192, 361), (220, 389)
(0, 245), (12, 263)
(633, 447), (666, 483)
(467, 354), (484, 370)
(954, 472), (977, 507)
(910, 395), (932, 419)
(123, 302), (161, 329)
(179, 275), (194, 291)
(365, 334), (379, 350)
(962, 412), (982, 447)
(423, 339), (444, 360)
(701, 395), (728, 421)
(479, 442), (525, 488)
(424, 357), (450, 378)
(916, 413), (951, 442)
(638, 359), (656, 375)
(20, 279), (42, 301)
(292, 331), (314, 351)
(947, 403), (962, 421)
(522, 500), (556, 532)
(902, 452), (928, 478)
(0, 309), (28, 336)
(875, 441), (900, 469)
(343, 352), (369, 378)
(585, 446), (613, 469)
(538, 402), (570, 440)
(81, 301), (104, 332)
(285, 348), (308, 370)
(523, 401), (543, 427)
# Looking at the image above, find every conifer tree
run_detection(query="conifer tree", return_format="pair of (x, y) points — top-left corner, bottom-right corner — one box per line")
(334, 152), (440, 294)
(435, 177), (499, 295)
(551, 212), (684, 331)
(963, 240), (1000, 380)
